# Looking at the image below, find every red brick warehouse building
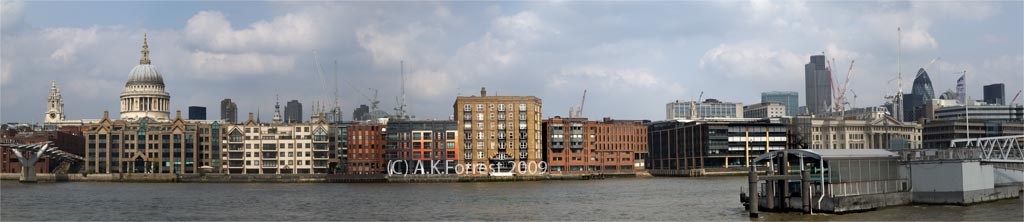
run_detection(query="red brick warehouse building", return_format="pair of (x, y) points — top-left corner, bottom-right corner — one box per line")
(542, 117), (648, 175)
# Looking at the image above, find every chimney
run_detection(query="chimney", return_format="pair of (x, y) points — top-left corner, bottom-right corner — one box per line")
(481, 87), (487, 97)
(103, 111), (109, 119)
(248, 112), (254, 121)
(176, 110), (181, 119)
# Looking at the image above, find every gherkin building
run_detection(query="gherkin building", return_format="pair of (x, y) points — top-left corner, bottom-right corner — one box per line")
(912, 68), (935, 101)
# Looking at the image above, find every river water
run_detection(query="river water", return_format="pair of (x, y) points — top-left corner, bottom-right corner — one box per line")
(1, 177), (1021, 221)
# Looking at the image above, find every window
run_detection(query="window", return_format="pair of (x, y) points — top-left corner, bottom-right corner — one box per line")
(519, 104), (526, 111)
(498, 104), (505, 111)
(464, 104), (471, 111)
(313, 128), (327, 141)
(477, 151), (483, 159)
(477, 113), (484, 121)
(477, 104), (483, 111)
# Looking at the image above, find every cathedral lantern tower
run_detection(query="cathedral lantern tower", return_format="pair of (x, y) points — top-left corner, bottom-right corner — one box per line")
(120, 33), (171, 121)
(44, 81), (65, 123)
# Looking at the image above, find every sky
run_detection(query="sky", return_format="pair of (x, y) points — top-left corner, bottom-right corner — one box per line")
(2, 0), (1022, 123)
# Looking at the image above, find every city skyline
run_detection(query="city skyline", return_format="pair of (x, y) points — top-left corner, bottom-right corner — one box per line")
(2, 1), (1023, 123)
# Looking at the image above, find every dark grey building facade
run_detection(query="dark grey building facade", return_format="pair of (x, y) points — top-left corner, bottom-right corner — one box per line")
(647, 119), (787, 175)
(761, 91), (799, 117)
(188, 106), (206, 120)
(285, 100), (303, 123)
(805, 55), (831, 115)
(220, 99), (237, 123)
(352, 104), (370, 121)
(984, 83), (1005, 105)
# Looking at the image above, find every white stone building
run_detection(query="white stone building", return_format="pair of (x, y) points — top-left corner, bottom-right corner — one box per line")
(222, 113), (334, 174)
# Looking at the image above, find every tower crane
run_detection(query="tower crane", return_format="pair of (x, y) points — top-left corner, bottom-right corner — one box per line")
(846, 89), (858, 110)
(394, 61), (408, 119)
(575, 90), (587, 118)
(1011, 89), (1022, 105)
(825, 54), (856, 113)
(835, 60), (855, 112)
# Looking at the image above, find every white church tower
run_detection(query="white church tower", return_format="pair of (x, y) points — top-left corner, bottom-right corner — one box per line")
(44, 80), (65, 124)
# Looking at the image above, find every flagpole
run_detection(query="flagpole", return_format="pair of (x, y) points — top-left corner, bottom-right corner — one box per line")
(965, 70), (969, 142)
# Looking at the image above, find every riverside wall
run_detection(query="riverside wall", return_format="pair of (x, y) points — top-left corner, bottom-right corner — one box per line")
(0, 172), (637, 183)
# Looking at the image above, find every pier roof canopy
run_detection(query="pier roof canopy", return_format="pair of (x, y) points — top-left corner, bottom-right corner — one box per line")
(753, 149), (898, 163)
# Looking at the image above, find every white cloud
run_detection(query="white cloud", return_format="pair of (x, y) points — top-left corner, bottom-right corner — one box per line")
(44, 26), (99, 62)
(555, 65), (658, 88)
(0, 62), (12, 86)
(355, 24), (444, 67)
(356, 24), (407, 67)
(189, 51), (296, 78)
(492, 11), (555, 41)
(406, 69), (451, 98)
(433, 4), (463, 26)
(911, 1), (997, 21)
(699, 43), (805, 80)
(861, 10), (938, 51)
(183, 10), (319, 52)
(0, 0), (26, 33)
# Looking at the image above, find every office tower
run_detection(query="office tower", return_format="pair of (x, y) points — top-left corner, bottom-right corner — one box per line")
(804, 55), (831, 115)
(221, 99), (237, 123)
(188, 106), (206, 120)
(285, 100), (303, 123)
(984, 83), (1005, 105)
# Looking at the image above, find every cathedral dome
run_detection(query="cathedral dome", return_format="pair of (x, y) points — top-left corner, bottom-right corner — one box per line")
(120, 33), (170, 121)
(126, 64), (164, 87)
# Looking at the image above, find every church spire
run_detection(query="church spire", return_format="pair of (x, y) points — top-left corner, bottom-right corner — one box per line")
(140, 32), (151, 64)
(272, 94), (283, 124)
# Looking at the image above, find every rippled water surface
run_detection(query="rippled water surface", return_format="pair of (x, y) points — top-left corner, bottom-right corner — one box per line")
(1, 177), (1021, 221)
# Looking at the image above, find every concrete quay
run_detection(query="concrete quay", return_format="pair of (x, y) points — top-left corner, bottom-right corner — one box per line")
(0, 172), (638, 183)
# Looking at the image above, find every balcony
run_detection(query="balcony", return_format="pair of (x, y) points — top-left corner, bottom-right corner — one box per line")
(313, 160), (329, 168)
(261, 153), (278, 159)
(312, 152), (330, 159)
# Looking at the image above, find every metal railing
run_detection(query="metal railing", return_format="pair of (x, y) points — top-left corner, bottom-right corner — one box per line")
(897, 148), (983, 162)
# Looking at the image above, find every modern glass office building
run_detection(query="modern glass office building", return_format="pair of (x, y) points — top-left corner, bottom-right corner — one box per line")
(761, 91), (798, 116)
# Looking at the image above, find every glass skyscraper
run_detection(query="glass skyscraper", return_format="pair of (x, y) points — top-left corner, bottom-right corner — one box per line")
(761, 91), (799, 116)
(904, 68), (935, 121)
